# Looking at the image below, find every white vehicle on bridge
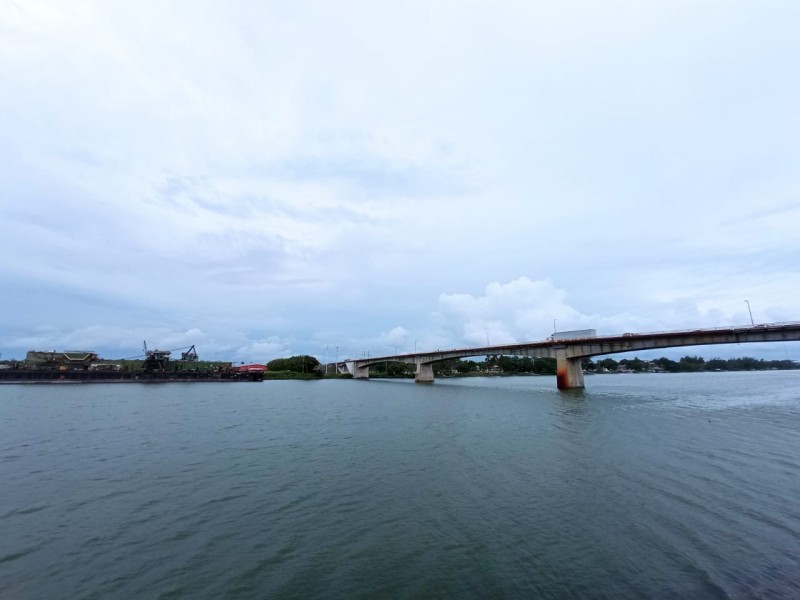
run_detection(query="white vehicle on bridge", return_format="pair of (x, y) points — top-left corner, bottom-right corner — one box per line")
(551, 329), (597, 341)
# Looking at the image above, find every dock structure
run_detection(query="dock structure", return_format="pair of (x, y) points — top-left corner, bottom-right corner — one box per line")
(1, 345), (256, 383)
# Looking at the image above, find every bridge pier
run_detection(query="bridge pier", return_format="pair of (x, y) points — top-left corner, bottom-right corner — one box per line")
(353, 364), (370, 379)
(555, 352), (585, 390)
(415, 363), (434, 384)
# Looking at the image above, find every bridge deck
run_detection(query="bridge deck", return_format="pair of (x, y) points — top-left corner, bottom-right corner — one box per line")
(355, 322), (800, 365)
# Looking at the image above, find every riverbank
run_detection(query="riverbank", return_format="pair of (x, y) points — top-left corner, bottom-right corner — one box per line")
(0, 369), (257, 383)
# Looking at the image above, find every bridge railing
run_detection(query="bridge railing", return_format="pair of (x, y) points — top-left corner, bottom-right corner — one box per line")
(602, 321), (800, 339)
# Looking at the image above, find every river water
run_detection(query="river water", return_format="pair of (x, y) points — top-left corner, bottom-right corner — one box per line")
(1, 372), (799, 599)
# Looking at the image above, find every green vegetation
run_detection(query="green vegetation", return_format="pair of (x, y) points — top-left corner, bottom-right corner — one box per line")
(368, 354), (797, 378)
(267, 355), (321, 373)
(489, 355), (557, 375)
(369, 362), (415, 378)
(446, 355), (558, 375)
(265, 353), (798, 381)
(265, 355), (323, 379)
(585, 355), (798, 373)
(367, 355), (558, 378)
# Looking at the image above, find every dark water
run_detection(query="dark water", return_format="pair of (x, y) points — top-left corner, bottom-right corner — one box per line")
(2, 372), (799, 599)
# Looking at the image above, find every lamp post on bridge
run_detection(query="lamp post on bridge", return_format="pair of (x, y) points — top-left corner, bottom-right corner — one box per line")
(745, 300), (754, 326)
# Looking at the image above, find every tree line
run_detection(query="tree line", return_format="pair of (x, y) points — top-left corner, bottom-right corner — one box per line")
(587, 355), (798, 373)
(266, 355), (323, 377)
(369, 356), (558, 377)
(364, 355), (798, 376)
(264, 354), (798, 379)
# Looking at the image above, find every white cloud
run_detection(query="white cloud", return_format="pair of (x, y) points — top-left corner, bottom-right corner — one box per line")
(436, 278), (587, 344)
(381, 326), (409, 347)
(432, 275), (796, 351)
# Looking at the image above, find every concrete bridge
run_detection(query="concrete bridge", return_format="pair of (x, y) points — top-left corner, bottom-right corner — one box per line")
(339, 322), (800, 390)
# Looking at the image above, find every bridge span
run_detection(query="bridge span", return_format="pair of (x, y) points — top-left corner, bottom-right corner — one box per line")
(342, 322), (800, 390)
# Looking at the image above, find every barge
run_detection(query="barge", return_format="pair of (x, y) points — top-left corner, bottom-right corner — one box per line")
(0, 344), (264, 383)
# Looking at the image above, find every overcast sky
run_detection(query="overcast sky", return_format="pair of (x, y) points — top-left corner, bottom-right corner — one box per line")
(1, 1), (798, 362)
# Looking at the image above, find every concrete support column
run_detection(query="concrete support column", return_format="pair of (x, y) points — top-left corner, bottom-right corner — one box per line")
(415, 362), (434, 384)
(353, 364), (370, 379)
(555, 351), (585, 390)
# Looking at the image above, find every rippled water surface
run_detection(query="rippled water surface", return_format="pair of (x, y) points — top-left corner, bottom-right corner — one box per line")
(2, 372), (799, 599)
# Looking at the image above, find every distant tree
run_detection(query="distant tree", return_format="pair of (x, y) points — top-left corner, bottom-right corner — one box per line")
(706, 358), (728, 371)
(679, 356), (705, 372)
(532, 357), (557, 375)
(596, 358), (619, 371)
(653, 357), (679, 372)
(268, 355), (320, 375)
(499, 356), (521, 374)
(372, 361), (413, 376)
(388, 361), (414, 376)
(433, 359), (460, 376)
(267, 358), (288, 371)
(456, 360), (480, 374)
(620, 357), (650, 372)
(293, 355), (321, 373)
(771, 360), (799, 370)
(727, 356), (764, 371)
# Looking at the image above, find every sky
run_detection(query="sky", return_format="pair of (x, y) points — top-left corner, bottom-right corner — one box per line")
(1, 0), (799, 363)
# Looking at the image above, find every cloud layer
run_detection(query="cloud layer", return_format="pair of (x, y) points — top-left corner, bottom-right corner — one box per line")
(1, 1), (798, 361)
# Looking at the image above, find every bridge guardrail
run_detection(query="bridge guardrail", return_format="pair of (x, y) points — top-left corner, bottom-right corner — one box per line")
(607, 321), (800, 339)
